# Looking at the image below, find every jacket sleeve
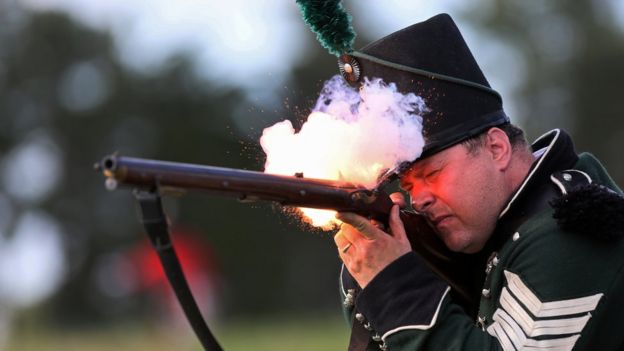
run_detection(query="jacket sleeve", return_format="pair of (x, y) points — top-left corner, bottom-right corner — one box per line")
(339, 263), (360, 325)
(341, 252), (504, 350)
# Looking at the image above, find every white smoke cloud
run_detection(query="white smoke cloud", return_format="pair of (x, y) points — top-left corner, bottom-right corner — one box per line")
(260, 75), (426, 189)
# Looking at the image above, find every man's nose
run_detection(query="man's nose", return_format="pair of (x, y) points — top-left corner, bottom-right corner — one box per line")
(411, 190), (434, 213)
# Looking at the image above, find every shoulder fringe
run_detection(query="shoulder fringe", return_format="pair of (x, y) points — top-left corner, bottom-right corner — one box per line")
(551, 183), (624, 241)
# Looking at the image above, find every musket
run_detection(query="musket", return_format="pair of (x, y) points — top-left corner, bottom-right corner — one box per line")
(96, 154), (398, 223)
(95, 154), (485, 314)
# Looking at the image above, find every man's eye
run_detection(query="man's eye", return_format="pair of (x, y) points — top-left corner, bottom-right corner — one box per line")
(425, 169), (440, 180)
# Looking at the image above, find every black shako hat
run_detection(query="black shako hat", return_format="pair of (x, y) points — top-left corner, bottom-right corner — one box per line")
(340, 14), (509, 161)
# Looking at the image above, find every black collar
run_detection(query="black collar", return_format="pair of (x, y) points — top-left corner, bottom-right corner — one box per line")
(485, 129), (579, 252)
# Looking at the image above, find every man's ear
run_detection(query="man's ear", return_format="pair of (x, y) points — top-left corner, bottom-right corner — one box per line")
(486, 127), (512, 171)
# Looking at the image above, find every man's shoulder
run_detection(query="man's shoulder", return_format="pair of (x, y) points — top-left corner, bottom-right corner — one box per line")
(575, 152), (622, 192)
(503, 208), (624, 294)
(519, 153), (624, 247)
(518, 208), (624, 259)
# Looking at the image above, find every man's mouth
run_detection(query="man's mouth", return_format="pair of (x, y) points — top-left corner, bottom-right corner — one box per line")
(430, 214), (452, 227)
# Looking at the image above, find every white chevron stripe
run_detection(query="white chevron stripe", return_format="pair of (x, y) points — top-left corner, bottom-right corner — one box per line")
(486, 270), (602, 351)
(493, 309), (526, 350)
(499, 288), (593, 337)
(487, 322), (516, 351)
(524, 334), (580, 348)
(487, 271), (603, 351)
(529, 313), (591, 337)
(493, 309), (582, 350)
(499, 287), (535, 336)
(523, 347), (575, 351)
(490, 309), (581, 351)
(504, 271), (603, 317)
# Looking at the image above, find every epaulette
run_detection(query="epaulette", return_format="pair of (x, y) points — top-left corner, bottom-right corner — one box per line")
(550, 170), (624, 241)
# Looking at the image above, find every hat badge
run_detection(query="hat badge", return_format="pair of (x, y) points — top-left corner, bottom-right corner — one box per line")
(338, 54), (361, 83)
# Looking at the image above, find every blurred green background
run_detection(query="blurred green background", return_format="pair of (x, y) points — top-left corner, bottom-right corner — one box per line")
(0, 0), (623, 350)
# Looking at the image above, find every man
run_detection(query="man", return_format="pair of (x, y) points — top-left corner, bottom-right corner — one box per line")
(331, 14), (624, 351)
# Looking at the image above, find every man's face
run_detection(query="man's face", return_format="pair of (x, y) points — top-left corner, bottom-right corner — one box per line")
(399, 143), (507, 253)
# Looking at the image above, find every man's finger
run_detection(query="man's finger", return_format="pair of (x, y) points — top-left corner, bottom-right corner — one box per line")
(334, 230), (349, 247)
(336, 212), (378, 240)
(334, 230), (354, 256)
(389, 192), (408, 208)
(388, 205), (408, 240)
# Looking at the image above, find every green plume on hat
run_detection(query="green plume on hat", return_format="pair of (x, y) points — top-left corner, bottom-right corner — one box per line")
(296, 0), (356, 56)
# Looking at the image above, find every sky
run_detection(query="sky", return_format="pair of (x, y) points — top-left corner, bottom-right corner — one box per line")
(17, 0), (479, 89)
(14, 0), (624, 116)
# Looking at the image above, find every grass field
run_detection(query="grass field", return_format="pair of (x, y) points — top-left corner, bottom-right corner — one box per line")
(6, 315), (350, 351)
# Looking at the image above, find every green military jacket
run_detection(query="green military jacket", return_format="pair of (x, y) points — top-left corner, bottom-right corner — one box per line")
(340, 129), (624, 350)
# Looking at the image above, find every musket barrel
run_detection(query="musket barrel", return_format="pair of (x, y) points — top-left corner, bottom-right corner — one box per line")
(98, 154), (391, 216)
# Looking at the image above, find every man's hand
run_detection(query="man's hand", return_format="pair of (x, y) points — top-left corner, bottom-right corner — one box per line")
(334, 204), (412, 288)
